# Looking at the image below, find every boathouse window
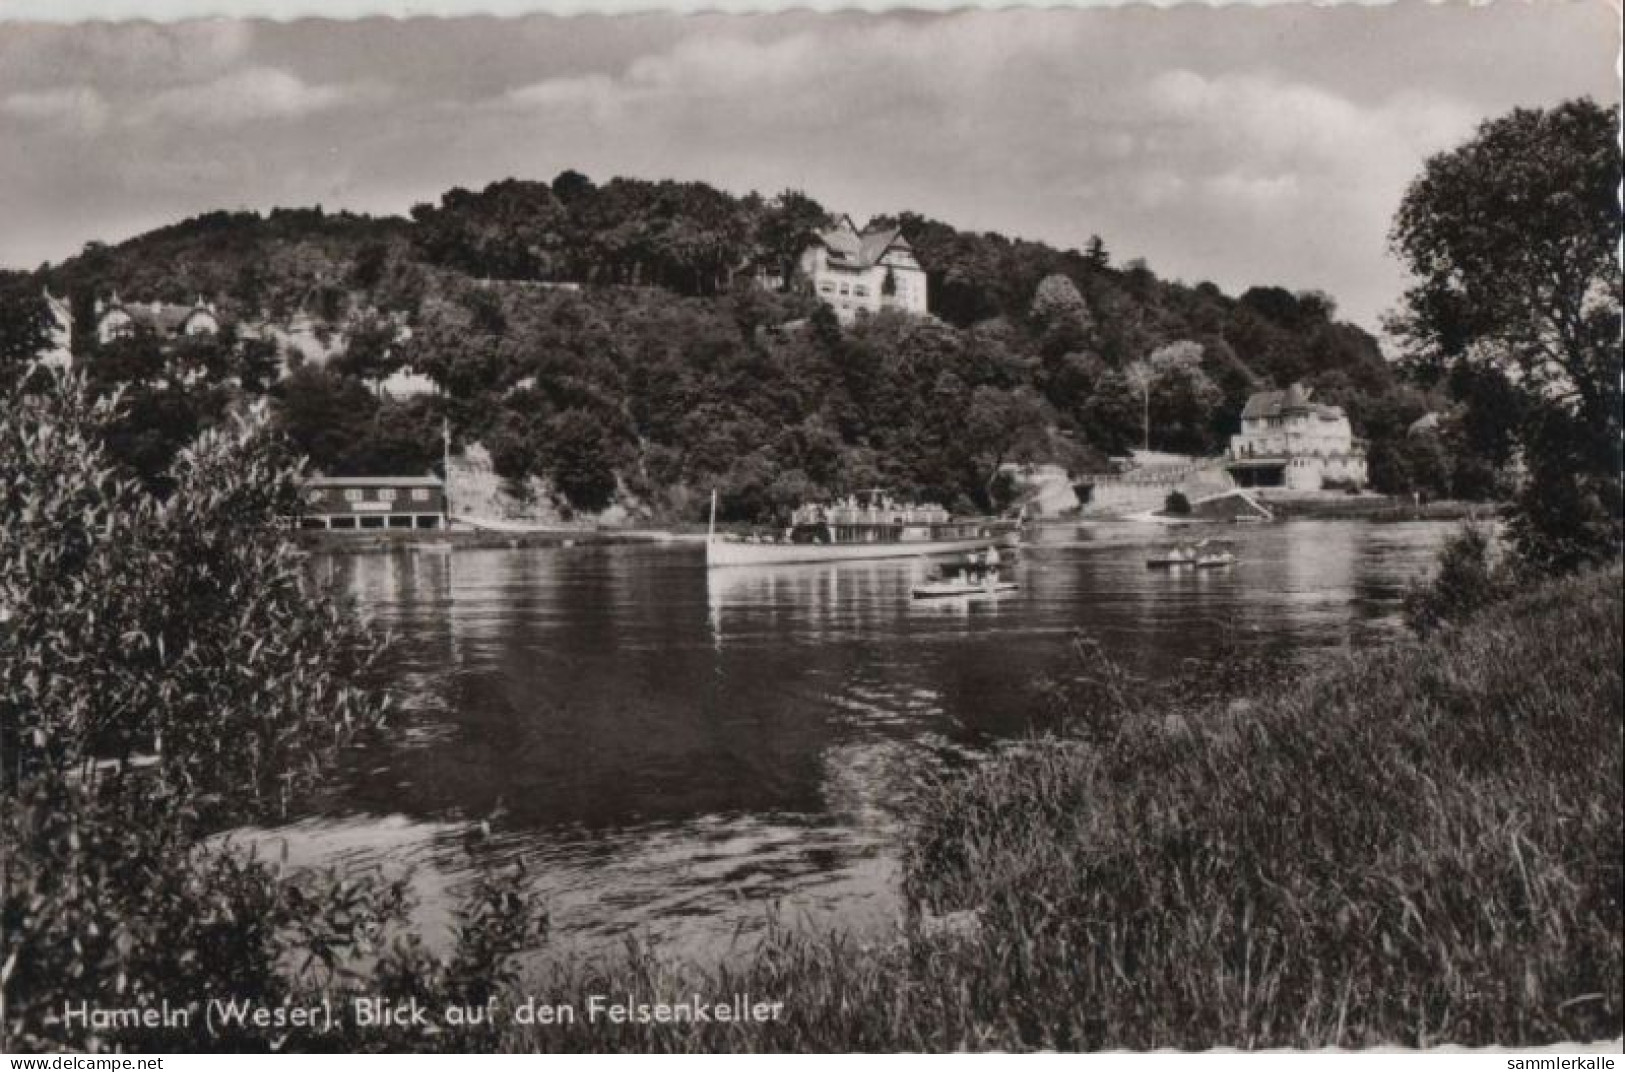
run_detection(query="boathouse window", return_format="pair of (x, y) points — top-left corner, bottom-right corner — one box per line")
(412, 488), (431, 502)
(377, 488), (397, 502)
(343, 489), (363, 503)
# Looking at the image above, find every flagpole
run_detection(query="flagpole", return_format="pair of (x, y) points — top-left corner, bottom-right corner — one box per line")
(442, 418), (452, 520)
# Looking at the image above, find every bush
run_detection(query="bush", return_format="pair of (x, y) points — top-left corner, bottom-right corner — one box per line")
(1, 372), (543, 1053)
(1403, 524), (1517, 635)
(1504, 406), (1623, 574)
(1162, 490), (1191, 515)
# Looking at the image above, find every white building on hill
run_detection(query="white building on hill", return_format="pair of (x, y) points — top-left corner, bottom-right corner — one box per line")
(1226, 383), (1367, 491)
(794, 216), (929, 323)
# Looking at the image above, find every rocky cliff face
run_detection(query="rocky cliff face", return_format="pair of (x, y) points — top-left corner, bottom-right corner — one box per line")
(446, 442), (646, 527)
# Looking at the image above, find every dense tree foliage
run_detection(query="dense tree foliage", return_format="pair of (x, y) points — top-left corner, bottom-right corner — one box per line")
(1391, 97), (1622, 568)
(15, 165), (1487, 519)
(0, 274), (54, 385)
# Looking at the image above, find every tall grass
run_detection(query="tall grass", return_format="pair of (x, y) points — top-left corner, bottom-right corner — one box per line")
(511, 566), (1622, 1051)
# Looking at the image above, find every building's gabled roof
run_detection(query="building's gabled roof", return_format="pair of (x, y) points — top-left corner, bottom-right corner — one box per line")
(103, 296), (219, 337)
(1242, 384), (1346, 421)
(814, 218), (914, 269)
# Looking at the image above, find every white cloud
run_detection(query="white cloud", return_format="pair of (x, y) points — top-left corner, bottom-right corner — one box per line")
(0, 22), (252, 92)
(133, 67), (365, 126)
(1, 86), (110, 133)
(1146, 69), (1476, 178)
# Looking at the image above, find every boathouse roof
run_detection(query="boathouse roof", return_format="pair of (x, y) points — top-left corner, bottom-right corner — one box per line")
(305, 475), (443, 487)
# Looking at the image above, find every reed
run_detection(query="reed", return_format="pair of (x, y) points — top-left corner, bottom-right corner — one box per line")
(509, 565), (1623, 1051)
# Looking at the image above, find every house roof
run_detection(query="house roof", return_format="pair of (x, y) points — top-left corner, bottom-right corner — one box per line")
(104, 299), (218, 336)
(815, 218), (913, 269)
(1241, 384), (1346, 421)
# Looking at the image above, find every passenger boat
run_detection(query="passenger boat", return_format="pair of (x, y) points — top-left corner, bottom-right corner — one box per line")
(706, 489), (1021, 568)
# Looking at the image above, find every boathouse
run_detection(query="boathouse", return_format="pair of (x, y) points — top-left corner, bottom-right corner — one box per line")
(299, 475), (446, 530)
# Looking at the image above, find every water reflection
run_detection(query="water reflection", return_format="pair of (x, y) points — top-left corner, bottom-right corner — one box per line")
(270, 521), (1457, 965)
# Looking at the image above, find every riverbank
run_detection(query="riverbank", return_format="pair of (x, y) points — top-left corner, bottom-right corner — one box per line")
(511, 564), (1621, 1051)
(1263, 495), (1503, 522)
(291, 526), (708, 555)
(1090, 495), (1502, 524)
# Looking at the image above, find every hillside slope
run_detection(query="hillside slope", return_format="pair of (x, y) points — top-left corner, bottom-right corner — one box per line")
(12, 172), (1439, 521)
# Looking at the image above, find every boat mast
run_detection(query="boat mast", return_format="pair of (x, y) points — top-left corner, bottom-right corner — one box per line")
(708, 488), (718, 544)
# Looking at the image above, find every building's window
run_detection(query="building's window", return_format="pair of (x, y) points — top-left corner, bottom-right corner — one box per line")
(853, 285), (869, 297)
(343, 489), (363, 503)
(377, 488), (397, 502)
(839, 284), (851, 296)
(412, 488), (431, 502)
(818, 282), (835, 294)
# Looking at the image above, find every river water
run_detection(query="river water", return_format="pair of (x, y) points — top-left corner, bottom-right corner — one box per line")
(261, 520), (1456, 966)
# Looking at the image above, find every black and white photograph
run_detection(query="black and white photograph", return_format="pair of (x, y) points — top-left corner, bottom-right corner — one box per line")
(0, 0), (1620, 1056)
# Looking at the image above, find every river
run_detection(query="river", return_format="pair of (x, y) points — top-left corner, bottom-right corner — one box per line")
(257, 520), (1457, 967)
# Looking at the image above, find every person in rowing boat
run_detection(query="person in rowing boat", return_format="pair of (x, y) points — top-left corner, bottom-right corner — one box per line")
(967, 546), (1001, 588)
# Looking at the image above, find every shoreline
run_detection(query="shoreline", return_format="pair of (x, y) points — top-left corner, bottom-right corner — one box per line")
(1075, 496), (1502, 524)
(297, 504), (1500, 555)
(291, 526), (712, 555)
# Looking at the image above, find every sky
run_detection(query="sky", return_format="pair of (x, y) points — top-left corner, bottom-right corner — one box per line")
(0, 3), (1617, 330)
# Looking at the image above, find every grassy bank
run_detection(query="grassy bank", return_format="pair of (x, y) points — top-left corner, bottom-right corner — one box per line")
(513, 566), (1621, 1051)
(1264, 496), (1503, 522)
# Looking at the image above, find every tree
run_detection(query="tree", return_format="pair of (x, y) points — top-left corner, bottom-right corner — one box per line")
(963, 386), (1053, 508)
(1149, 362), (1223, 456)
(236, 335), (282, 394)
(332, 313), (406, 386)
(550, 168), (596, 205)
(755, 190), (829, 291)
(1083, 234), (1110, 269)
(1079, 370), (1143, 456)
(2, 376), (541, 1053)
(1391, 99), (1620, 421)
(1029, 273), (1093, 357)
(1390, 98), (1622, 567)
(1124, 341), (1205, 454)
(0, 278), (53, 385)
(544, 408), (619, 513)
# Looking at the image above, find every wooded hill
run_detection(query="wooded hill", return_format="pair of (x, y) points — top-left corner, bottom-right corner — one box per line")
(10, 172), (1470, 520)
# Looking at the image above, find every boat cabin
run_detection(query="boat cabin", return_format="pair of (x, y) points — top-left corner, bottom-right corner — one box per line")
(788, 490), (994, 545)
